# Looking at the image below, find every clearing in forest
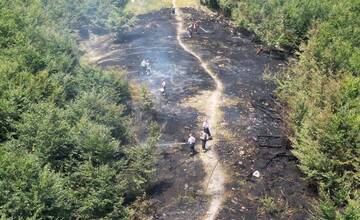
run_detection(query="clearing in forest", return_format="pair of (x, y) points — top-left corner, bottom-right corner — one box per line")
(83, 2), (315, 219)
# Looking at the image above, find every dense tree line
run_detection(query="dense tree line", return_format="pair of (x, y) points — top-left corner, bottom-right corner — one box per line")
(202, 0), (359, 218)
(43, 0), (134, 37)
(0, 0), (157, 219)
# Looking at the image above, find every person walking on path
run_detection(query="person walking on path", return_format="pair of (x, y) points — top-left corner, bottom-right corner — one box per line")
(200, 131), (209, 152)
(188, 133), (196, 155)
(203, 118), (212, 139)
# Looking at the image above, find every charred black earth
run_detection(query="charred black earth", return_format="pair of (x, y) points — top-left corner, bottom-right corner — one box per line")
(82, 7), (316, 220)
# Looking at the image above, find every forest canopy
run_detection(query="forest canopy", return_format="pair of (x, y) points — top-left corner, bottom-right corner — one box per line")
(0, 0), (157, 219)
(1, 0), (359, 219)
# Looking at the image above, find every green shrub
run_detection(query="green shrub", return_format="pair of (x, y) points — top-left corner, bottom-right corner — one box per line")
(209, 0), (331, 50)
(275, 0), (359, 216)
(140, 86), (155, 114)
(0, 147), (73, 219)
(69, 161), (129, 219)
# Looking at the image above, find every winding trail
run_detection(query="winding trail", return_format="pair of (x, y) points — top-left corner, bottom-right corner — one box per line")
(172, 1), (227, 219)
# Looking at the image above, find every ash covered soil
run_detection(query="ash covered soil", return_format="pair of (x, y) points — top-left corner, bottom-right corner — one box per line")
(82, 7), (316, 220)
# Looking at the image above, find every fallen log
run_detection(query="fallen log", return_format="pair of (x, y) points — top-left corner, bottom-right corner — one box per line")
(242, 152), (298, 181)
(258, 144), (283, 148)
(262, 152), (298, 170)
(257, 135), (284, 138)
(257, 135), (286, 148)
(252, 103), (281, 120)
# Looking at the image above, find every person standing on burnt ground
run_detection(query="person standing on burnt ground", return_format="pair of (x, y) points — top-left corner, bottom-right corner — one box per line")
(160, 79), (166, 95)
(186, 24), (193, 38)
(141, 58), (151, 75)
(203, 118), (212, 139)
(200, 130), (209, 152)
(188, 133), (197, 156)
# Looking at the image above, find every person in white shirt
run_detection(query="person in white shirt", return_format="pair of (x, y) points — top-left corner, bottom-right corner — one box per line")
(141, 59), (151, 75)
(202, 118), (212, 138)
(141, 59), (146, 67)
(187, 24), (192, 38)
(188, 133), (196, 155)
(161, 80), (166, 94)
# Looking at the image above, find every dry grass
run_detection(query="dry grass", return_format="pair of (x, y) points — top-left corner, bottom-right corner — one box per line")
(125, 0), (201, 15)
(222, 96), (250, 109)
(175, 0), (202, 8)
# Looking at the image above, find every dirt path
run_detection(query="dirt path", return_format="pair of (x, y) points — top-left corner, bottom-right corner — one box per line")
(172, 1), (226, 219)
